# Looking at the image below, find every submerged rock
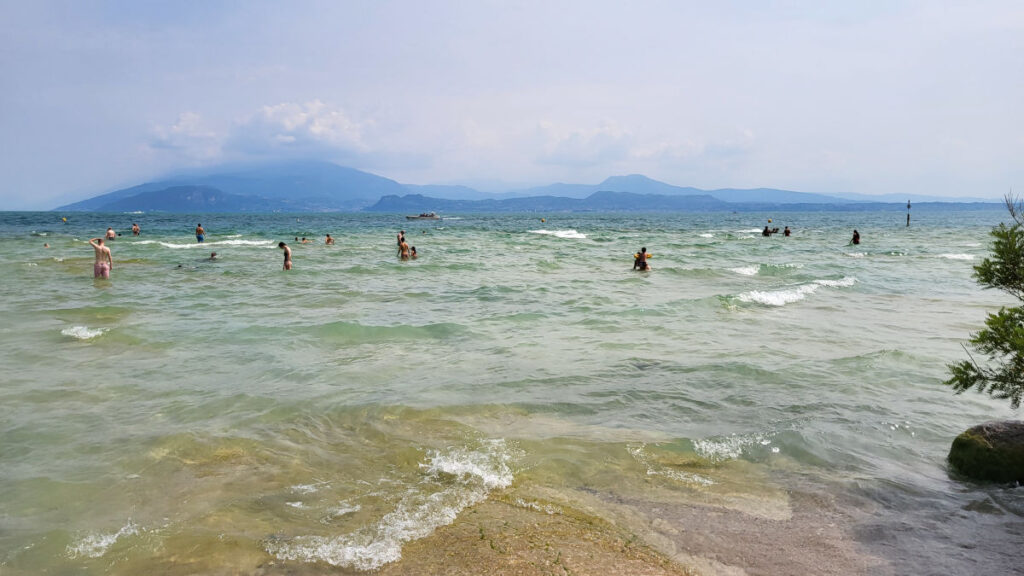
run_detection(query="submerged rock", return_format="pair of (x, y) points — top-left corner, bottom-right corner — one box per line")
(948, 420), (1024, 483)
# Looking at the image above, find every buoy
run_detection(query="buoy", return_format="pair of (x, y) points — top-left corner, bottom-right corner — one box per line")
(541, 218), (546, 222)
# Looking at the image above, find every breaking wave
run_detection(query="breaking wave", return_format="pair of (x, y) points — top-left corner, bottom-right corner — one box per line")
(529, 229), (586, 239)
(266, 439), (515, 571)
(66, 521), (139, 559)
(737, 277), (856, 306)
(61, 326), (106, 340)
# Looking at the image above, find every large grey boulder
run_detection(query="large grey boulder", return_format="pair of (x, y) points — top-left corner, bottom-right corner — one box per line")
(948, 420), (1024, 483)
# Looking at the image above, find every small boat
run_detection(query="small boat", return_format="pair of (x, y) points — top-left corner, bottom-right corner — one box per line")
(406, 212), (440, 220)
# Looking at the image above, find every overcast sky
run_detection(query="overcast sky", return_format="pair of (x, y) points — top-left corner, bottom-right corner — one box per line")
(1, 1), (1022, 209)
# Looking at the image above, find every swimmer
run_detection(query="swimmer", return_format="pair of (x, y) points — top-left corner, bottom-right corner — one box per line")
(196, 223), (205, 243)
(43, 243), (49, 248)
(89, 237), (113, 279)
(325, 234), (335, 245)
(279, 242), (292, 270)
(411, 246), (418, 259)
(851, 229), (860, 245)
(131, 223), (140, 236)
(301, 237), (312, 244)
(105, 227), (116, 240)
(399, 238), (411, 260)
(762, 226), (771, 237)
(208, 252), (218, 260)
(633, 247), (650, 271)
(397, 230), (406, 255)
(784, 226), (791, 237)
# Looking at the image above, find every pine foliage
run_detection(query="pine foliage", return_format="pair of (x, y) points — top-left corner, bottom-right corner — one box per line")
(946, 196), (1024, 408)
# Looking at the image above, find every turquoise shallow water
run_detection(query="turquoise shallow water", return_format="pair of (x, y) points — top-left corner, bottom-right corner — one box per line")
(1, 208), (1022, 574)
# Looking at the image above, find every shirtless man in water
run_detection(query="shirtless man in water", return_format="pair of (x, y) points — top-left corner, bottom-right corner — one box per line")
(89, 237), (113, 279)
(279, 242), (292, 270)
(633, 247), (651, 271)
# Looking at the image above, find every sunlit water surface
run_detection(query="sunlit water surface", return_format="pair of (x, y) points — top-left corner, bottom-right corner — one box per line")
(1, 209), (1021, 575)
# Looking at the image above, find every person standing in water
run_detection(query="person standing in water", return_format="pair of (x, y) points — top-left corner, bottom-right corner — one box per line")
(195, 223), (205, 243)
(397, 230), (406, 256)
(633, 247), (650, 271)
(278, 242), (292, 270)
(89, 237), (113, 279)
(325, 234), (335, 245)
(784, 226), (791, 237)
(105, 227), (116, 240)
(411, 246), (418, 259)
(399, 237), (411, 260)
(851, 230), (860, 245)
(131, 223), (140, 236)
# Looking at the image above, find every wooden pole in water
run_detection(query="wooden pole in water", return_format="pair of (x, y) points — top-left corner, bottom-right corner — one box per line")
(906, 200), (911, 227)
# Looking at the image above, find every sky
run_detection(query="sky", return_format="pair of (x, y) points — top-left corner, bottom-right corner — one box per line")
(1, 1), (1022, 209)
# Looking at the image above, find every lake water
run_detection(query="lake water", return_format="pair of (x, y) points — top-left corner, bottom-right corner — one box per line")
(1, 208), (1022, 575)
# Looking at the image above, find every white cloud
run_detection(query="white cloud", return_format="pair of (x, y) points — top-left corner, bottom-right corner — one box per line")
(224, 100), (369, 159)
(147, 101), (377, 167)
(149, 112), (221, 161)
(6, 1), (1022, 208)
(535, 121), (633, 167)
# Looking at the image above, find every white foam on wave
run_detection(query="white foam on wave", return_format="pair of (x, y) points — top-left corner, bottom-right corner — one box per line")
(290, 483), (323, 494)
(62, 326), (106, 340)
(737, 277), (856, 306)
(693, 433), (776, 463)
(627, 444), (715, 487)
(266, 439), (516, 571)
(66, 520), (139, 558)
(514, 498), (562, 515)
(845, 252), (866, 258)
(938, 253), (974, 261)
(325, 502), (362, 520)
(738, 228), (764, 234)
(136, 239), (275, 249)
(699, 233), (714, 238)
(529, 229), (586, 239)
(731, 266), (759, 276)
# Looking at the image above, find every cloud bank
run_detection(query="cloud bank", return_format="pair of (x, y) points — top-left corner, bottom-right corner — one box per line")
(1, 1), (1022, 208)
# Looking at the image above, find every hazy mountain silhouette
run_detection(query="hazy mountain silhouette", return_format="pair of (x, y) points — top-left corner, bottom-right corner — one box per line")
(56, 160), (406, 212)
(53, 160), (995, 213)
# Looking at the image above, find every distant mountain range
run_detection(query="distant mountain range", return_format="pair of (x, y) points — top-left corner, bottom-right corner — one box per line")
(54, 160), (1000, 213)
